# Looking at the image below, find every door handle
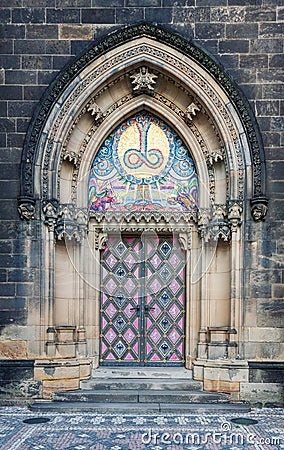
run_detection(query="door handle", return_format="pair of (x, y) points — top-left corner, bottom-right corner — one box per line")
(130, 305), (140, 312)
(144, 305), (155, 312)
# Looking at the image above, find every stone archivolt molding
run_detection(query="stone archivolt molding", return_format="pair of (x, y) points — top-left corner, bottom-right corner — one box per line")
(19, 23), (267, 223)
(69, 92), (217, 206)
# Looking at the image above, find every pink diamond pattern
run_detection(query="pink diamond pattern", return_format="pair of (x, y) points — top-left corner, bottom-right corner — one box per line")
(105, 328), (117, 343)
(105, 304), (117, 318)
(170, 279), (180, 294)
(105, 278), (117, 294)
(169, 253), (181, 269)
(152, 303), (162, 319)
(169, 328), (180, 344)
(169, 304), (181, 319)
(106, 254), (117, 269)
(125, 328), (135, 343)
(150, 254), (161, 269)
(124, 278), (136, 293)
(149, 278), (161, 293)
(124, 253), (136, 269)
(149, 328), (161, 343)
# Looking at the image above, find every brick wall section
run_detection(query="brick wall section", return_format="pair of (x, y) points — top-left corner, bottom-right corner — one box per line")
(0, 1), (283, 355)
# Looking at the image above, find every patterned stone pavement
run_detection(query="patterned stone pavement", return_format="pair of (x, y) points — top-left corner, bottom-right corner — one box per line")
(0, 406), (283, 449)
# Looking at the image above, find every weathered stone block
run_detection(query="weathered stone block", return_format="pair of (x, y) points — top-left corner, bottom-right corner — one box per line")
(92, 0), (123, 8)
(250, 38), (283, 53)
(26, 25), (58, 39)
(248, 327), (284, 343)
(126, 0), (159, 5)
(272, 284), (284, 298)
(228, 0), (261, 4)
(0, 40), (13, 54)
(219, 39), (249, 53)
(256, 100), (279, 117)
(204, 366), (249, 383)
(257, 299), (284, 327)
(197, 0), (227, 5)
(35, 365), (80, 381)
(240, 382), (284, 406)
(81, 8), (115, 23)
(0, 359), (41, 401)
(204, 379), (240, 393)
(42, 378), (80, 399)
(59, 24), (93, 40)
(226, 23), (258, 38)
(116, 8), (144, 24)
(245, 7), (276, 22)
(260, 22), (284, 38)
(0, 24), (25, 39)
(0, 9), (11, 25)
(249, 361), (284, 384)
(145, 7), (173, 23)
(47, 8), (80, 23)
(22, 55), (52, 70)
(240, 54), (268, 68)
(80, 361), (91, 379)
(46, 40), (70, 55)
(195, 23), (225, 39)
(0, 341), (27, 359)
(0, 54), (20, 69)
(12, 8), (45, 24)
(164, 0), (194, 6)
(24, 86), (46, 101)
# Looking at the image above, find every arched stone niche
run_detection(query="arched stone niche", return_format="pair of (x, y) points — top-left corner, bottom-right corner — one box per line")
(18, 24), (268, 397)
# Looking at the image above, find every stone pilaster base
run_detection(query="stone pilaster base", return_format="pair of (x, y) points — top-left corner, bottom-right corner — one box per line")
(34, 358), (91, 399)
(193, 359), (249, 401)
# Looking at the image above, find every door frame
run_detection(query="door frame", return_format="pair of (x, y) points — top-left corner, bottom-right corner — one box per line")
(99, 232), (186, 367)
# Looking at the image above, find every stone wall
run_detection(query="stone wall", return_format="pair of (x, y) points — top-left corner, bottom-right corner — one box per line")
(0, 1), (283, 400)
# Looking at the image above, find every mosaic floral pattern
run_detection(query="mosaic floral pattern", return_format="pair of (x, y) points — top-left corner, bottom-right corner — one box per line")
(100, 234), (185, 365)
(0, 407), (283, 450)
(89, 113), (198, 212)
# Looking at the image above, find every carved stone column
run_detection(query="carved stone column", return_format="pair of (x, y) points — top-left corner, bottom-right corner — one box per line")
(91, 228), (107, 368)
(228, 201), (243, 358)
(197, 209), (211, 359)
(42, 199), (59, 357)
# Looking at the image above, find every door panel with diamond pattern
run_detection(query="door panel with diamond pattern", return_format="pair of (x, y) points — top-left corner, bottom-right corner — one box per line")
(100, 234), (185, 365)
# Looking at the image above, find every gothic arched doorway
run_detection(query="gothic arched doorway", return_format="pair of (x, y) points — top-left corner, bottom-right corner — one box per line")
(18, 23), (268, 397)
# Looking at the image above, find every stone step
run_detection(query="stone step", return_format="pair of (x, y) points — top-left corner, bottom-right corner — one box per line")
(80, 377), (203, 391)
(30, 401), (250, 414)
(52, 389), (230, 404)
(91, 367), (193, 379)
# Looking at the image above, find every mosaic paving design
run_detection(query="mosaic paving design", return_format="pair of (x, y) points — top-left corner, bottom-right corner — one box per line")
(0, 407), (283, 450)
(100, 234), (185, 365)
(88, 112), (198, 212)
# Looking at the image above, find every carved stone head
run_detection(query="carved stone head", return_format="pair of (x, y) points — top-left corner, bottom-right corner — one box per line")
(250, 196), (268, 222)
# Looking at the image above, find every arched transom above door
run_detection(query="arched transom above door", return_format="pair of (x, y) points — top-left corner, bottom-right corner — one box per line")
(88, 112), (199, 213)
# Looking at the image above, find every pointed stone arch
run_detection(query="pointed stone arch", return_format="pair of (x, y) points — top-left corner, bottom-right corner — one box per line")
(19, 23), (267, 221)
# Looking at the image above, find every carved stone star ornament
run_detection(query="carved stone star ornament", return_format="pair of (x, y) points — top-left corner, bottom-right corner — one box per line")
(130, 66), (158, 94)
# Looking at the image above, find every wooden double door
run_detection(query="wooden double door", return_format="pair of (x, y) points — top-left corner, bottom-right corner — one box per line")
(100, 233), (185, 366)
